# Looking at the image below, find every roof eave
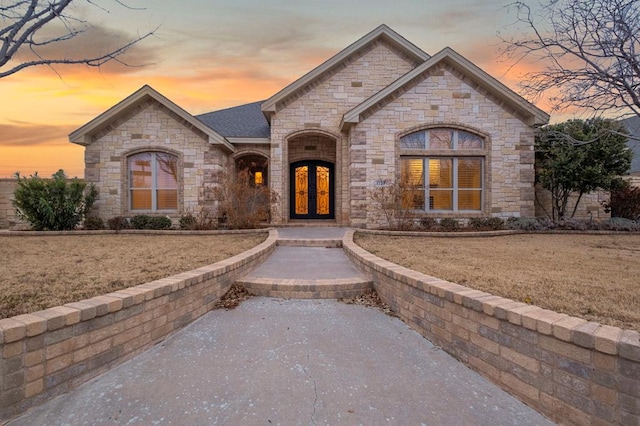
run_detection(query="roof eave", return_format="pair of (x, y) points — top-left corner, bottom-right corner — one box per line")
(341, 47), (550, 130)
(68, 85), (235, 152)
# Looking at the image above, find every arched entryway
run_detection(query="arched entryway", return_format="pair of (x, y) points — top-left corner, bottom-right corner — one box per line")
(235, 154), (268, 187)
(290, 160), (335, 219)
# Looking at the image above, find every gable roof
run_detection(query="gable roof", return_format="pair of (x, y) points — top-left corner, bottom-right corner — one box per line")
(69, 85), (235, 152)
(197, 101), (270, 139)
(261, 24), (430, 118)
(341, 47), (550, 130)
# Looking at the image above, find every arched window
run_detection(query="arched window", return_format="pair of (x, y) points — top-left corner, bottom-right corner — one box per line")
(399, 128), (484, 212)
(128, 152), (178, 211)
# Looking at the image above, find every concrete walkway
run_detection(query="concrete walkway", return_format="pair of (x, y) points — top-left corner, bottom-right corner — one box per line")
(8, 227), (554, 425)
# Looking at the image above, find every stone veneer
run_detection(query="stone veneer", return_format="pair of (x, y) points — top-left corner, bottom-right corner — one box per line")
(344, 229), (640, 425)
(269, 40), (420, 225)
(0, 230), (275, 422)
(84, 100), (230, 221)
(535, 186), (611, 220)
(267, 38), (537, 228)
(349, 64), (536, 228)
(0, 179), (23, 230)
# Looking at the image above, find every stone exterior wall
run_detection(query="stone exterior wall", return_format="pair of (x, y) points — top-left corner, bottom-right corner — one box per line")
(627, 176), (640, 187)
(344, 230), (640, 425)
(268, 41), (538, 228)
(0, 179), (18, 229)
(269, 40), (419, 224)
(0, 230), (276, 422)
(535, 186), (610, 220)
(350, 64), (536, 228)
(84, 100), (229, 221)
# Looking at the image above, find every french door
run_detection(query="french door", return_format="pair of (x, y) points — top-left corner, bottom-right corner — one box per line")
(290, 160), (335, 219)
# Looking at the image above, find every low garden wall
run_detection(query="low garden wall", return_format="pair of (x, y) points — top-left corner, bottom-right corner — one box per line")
(344, 229), (640, 425)
(0, 229), (277, 422)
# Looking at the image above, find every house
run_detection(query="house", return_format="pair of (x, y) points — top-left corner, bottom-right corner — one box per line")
(69, 25), (549, 228)
(622, 116), (640, 176)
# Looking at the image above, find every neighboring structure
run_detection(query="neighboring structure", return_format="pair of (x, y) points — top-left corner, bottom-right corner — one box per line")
(69, 25), (549, 228)
(622, 116), (640, 176)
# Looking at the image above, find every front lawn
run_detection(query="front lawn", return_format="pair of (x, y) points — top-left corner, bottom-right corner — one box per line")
(0, 233), (267, 319)
(355, 233), (640, 332)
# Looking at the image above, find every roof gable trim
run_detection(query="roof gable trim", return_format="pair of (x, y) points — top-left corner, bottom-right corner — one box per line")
(261, 24), (430, 115)
(69, 85), (234, 152)
(341, 47), (550, 130)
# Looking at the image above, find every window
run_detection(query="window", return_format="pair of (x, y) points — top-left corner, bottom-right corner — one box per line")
(129, 152), (178, 211)
(400, 128), (484, 212)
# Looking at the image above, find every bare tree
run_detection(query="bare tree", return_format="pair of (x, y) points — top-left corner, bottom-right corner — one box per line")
(502, 0), (640, 120)
(0, 0), (156, 78)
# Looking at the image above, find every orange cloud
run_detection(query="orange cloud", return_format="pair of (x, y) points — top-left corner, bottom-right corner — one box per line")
(0, 121), (74, 146)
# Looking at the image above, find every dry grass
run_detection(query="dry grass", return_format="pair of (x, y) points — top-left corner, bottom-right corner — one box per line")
(355, 233), (640, 332)
(0, 233), (267, 319)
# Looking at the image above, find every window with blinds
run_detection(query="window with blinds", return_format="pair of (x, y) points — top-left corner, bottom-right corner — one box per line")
(399, 127), (484, 213)
(129, 152), (178, 211)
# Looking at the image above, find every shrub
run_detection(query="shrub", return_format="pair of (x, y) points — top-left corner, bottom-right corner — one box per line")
(12, 170), (98, 231)
(179, 208), (217, 230)
(107, 216), (130, 231)
(212, 169), (275, 229)
(369, 178), (418, 230)
(604, 182), (640, 221)
(556, 218), (602, 231)
(130, 215), (150, 229)
(147, 216), (172, 230)
(506, 217), (548, 231)
(602, 217), (640, 231)
(439, 218), (459, 231)
(83, 216), (104, 230)
(130, 215), (172, 230)
(179, 213), (197, 230)
(418, 217), (438, 231)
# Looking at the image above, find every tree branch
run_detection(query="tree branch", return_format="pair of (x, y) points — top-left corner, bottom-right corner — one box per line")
(0, 0), (157, 79)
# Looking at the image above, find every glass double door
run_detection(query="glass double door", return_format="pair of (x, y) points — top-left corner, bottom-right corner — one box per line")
(290, 160), (334, 219)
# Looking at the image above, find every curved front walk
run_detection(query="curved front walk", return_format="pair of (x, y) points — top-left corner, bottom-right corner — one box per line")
(8, 227), (553, 425)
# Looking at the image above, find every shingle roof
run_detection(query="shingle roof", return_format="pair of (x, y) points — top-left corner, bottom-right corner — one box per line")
(622, 116), (640, 174)
(196, 101), (270, 139)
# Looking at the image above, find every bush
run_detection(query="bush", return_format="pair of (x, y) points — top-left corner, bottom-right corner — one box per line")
(107, 216), (130, 231)
(130, 215), (172, 230)
(467, 217), (504, 230)
(130, 215), (151, 229)
(12, 170), (98, 231)
(147, 216), (172, 230)
(604, 183), (640, 221)
(506, 217), (552, 231)
(439, 218), (459, 231)
(83, 216), (104, 230)
(418, 217), (438, 231)
(212, 169), (274, 229)
(602, 217), (640, 231)
(179, 208), (217, 230)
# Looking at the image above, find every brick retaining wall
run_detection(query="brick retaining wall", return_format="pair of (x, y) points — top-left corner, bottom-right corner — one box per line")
(0, 230), (276, 422)
(344, 229), (640, 425)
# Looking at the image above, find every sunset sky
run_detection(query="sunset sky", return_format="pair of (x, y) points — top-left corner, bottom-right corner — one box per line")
(0, 0), (551, 178)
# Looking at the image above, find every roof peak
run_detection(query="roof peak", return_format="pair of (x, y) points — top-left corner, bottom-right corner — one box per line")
(261, 25), (430, 116)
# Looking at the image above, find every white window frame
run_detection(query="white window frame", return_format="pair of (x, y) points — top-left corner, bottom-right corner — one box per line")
(129, 152), (178, 212)
(400, 128), (485, 213)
